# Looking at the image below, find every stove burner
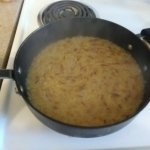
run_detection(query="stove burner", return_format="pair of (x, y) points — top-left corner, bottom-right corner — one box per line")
(38, 0), (96, 25)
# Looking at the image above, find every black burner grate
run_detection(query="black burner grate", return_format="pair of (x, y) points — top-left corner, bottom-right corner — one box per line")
(38, 0), (96, 25)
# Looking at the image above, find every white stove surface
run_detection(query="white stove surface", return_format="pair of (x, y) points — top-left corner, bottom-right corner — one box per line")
(0, 0), (150, 149)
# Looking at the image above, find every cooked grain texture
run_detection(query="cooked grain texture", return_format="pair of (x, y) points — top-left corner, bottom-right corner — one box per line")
(26, 36), (144, 127)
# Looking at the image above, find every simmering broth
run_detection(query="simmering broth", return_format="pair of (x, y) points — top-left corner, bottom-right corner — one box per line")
(26, 36), (144, 127)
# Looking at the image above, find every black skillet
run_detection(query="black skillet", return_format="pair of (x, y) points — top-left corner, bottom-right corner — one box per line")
(0, 18), (150, 137)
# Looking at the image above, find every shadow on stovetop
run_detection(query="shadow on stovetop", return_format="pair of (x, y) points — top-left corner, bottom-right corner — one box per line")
(0, 80), (26, 125)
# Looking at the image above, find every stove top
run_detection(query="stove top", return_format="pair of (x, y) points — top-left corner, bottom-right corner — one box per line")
(0, 0), (150, 149)
(38, 0), (96, 25)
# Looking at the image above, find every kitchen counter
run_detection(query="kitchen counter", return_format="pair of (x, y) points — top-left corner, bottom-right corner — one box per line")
(0, 0), (23, 68)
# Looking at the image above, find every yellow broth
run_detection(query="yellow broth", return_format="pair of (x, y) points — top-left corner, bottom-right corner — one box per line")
(26, 36), (144, 127)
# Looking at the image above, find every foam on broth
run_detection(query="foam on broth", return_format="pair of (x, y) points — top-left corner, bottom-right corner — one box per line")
(26, 36), (144, 127)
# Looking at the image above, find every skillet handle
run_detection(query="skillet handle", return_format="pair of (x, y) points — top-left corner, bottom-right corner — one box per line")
(139, 28), (150, 49)
(0, 69), (14, 79)
(141, 28), (150, 43)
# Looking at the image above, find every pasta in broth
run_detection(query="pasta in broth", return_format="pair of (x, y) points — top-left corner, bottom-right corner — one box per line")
(26, 36), (144, 127)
